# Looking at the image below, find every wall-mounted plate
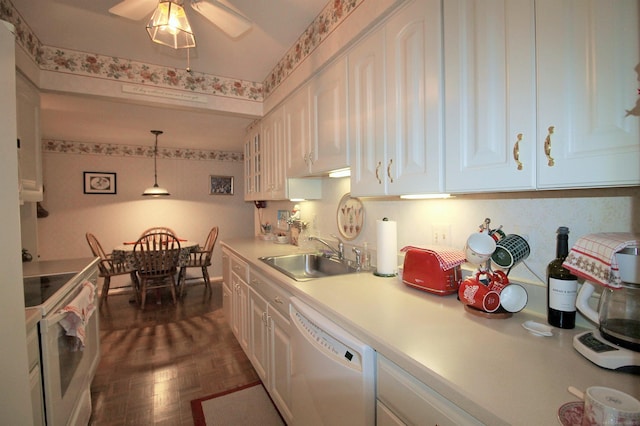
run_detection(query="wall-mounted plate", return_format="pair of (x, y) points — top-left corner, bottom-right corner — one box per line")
(336, 193), (364, 241)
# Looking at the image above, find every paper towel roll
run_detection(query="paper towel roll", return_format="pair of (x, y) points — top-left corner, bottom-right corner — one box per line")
(376, 218), (397, 276)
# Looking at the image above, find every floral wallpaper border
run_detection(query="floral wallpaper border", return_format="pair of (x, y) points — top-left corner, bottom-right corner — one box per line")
(43, 139), (243, 163)
(1, 0), (365, 101)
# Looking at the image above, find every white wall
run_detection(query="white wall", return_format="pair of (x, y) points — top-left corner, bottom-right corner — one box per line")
(37, 150), (255, 280)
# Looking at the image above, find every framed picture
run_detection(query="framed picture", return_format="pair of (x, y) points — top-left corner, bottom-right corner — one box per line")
(277, 209), (291, 230)
(83, 172), (116, 194)
(210, 175), (234, 195)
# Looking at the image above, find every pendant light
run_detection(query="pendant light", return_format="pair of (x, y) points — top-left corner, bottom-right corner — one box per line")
(146, 0), (196, 49)
(142, 130), (170, 197)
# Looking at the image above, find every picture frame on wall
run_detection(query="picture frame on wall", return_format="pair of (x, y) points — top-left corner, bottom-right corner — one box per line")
(210, 175), (234, 195)
(83, 172), (116, 194)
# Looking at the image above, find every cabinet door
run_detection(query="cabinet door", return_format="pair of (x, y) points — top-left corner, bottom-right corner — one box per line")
(16, 73), (42, 202)
(248, 289), (268, 382)
(243, 128), (261, 201)
(261, 106), (286, 199)
(349, 27), (387, 196)
(536, 0), (640, 188)
(386, 0), (444, 195)
(285, 86), (312, 178)
(268, 306), (293, 424)
(444, 0), (536, 193)
(310, 57), (349, 174)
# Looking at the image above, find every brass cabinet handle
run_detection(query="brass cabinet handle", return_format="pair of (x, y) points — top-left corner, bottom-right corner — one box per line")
(544, 126), (555, 167)
(274, 296), (283, 304)
(308, 150), (314, 165)
(375, 161), (382, 184)
(513, 133), (523, 171)
(387, 159), (394, 183)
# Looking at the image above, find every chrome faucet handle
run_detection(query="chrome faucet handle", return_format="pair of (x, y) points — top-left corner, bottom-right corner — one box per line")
(352, 247), (362, 270)
(330, 234), (344, 259)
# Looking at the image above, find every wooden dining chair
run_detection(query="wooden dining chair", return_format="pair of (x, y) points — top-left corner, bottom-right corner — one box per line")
(178, 226), (219, 297)
(140, 227), (177, 238)
(86, 232), (140, 306)
(133, 232), (181, 310)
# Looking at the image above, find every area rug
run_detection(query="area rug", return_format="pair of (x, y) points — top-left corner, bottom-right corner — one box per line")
(191, 381), (285, 426)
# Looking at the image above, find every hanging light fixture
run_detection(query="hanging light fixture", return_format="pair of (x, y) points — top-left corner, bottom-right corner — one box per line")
(146, 0), (196, 49)
(142, 130), (170, 197)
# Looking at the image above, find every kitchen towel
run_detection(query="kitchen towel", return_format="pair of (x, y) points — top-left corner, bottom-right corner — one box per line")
(58, 280), (96, 350)
(563, 232), (640, 289)
(376, 218), (397, 276)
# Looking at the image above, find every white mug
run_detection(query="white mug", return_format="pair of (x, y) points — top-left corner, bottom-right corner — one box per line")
(464, 232), (496, 265)
(582, 386), (640, 426)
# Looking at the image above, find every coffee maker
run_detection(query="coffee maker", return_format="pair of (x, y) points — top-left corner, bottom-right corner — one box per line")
(574, 246), (640, 374)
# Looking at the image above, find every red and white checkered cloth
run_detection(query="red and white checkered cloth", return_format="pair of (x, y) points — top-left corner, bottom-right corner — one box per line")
(400, 246), (466, 271)
(562, 233), (640, 289)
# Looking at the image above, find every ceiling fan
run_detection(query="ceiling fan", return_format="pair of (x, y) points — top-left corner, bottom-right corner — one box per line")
(109, 0), (252, 39)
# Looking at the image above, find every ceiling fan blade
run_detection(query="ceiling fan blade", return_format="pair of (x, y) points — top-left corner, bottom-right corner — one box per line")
(191, 0), (252, 39)
(109, 0), (158, 21)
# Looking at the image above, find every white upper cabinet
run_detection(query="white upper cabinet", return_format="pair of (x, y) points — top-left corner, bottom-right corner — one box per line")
(284, 86), (311, 178)
(16, 73), (43, 202)
(445, 0), (639, 193)
(444, 0), (537, 193)
(350, 0), (444, 196)
(535, 0), (640, 189)
(261, 106), (287, 199)
(243, 126), (261, 201)
(309, 56), (349, 175)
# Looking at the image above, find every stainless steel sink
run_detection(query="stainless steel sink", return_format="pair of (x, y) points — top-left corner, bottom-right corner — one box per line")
(259, 253), (358, 281)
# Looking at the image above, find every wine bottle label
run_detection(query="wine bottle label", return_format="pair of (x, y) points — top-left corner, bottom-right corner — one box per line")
(549, 277), (578, 311)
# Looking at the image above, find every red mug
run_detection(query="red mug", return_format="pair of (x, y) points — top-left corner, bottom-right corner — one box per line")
(488, 270), (509, 293)
(458, 273), (501, 312)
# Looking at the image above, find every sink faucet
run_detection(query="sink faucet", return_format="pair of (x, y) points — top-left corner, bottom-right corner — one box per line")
(309, 235), (344, 260)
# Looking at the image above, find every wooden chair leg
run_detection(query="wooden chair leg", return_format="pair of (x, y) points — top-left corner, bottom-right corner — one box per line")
(202, 266), (211, 290)
(169, 276), (177, 304)
(140, 280), (147, 310)
(100, 276), (111, 306)
(130, 272), (141, 304)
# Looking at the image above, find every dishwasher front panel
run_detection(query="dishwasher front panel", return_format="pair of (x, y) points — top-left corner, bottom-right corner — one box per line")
(289, 297), (376, 426)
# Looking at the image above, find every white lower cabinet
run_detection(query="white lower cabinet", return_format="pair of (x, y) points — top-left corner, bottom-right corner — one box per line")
(228, 253), (249, 351)
(247, 269), (293, 424)
(377, 355), (482, 426)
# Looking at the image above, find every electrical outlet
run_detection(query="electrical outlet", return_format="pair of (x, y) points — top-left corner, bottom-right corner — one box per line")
(432, 223), (451, 245)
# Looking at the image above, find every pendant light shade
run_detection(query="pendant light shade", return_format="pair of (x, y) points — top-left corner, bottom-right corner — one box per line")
(142, 130), (170, 197)
(146, 0), (196, 49)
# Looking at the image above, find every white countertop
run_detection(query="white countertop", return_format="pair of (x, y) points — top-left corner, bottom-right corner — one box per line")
(222, 238), (640, 425)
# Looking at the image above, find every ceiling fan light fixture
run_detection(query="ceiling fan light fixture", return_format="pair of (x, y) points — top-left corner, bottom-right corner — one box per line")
(146, 0), (196, 49)
(191, 0), (252, 39)
(142, 130), (171, 197)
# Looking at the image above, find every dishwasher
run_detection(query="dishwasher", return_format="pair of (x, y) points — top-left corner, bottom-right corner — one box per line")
(289, 297), (376, 425)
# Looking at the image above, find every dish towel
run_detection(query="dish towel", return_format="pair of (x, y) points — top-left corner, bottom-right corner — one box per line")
(400, 246), (467, 270)
(562, 232), (640, 289)
(58, 280), (96, 350)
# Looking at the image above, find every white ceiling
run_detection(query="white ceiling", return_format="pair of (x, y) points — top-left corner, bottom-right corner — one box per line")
(13, 0), (329, 151)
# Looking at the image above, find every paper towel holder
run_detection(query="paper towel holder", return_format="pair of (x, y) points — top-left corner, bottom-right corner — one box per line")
(374, 217), (398, 277)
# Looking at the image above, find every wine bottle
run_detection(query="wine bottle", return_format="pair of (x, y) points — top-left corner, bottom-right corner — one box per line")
(547, 226), (578, 329)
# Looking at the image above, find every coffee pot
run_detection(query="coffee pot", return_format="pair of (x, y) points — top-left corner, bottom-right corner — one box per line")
(575, 246), (640, 353)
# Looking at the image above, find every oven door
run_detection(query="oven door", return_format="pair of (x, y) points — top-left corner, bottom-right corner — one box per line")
(39, 280), (100, 426)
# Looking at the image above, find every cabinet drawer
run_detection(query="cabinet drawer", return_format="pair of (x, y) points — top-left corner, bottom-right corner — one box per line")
(377, 355), (482, 426)
(231, 256), (248, 281)
(249, 269), (290, 317)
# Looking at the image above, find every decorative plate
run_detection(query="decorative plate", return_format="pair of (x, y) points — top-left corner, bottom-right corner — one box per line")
(337, 193), (364, 240)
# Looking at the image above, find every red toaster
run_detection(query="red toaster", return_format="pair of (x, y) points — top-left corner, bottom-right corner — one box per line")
(401, 247), (464, 295)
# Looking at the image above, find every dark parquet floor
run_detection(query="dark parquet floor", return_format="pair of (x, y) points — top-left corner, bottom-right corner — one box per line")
(89, 280), (258, 425)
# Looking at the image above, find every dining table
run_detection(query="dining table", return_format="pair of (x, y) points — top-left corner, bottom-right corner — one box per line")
(111, 239), (200, 288)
